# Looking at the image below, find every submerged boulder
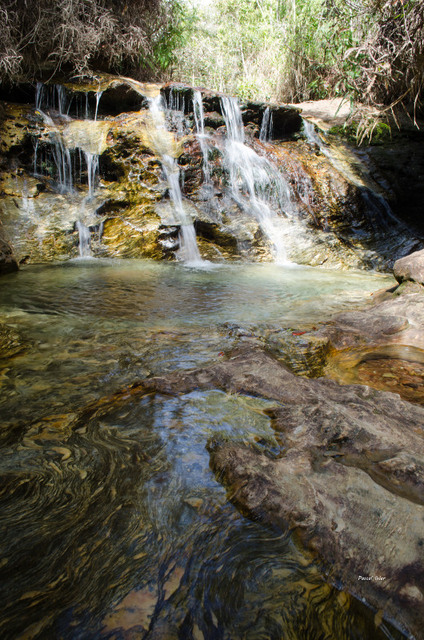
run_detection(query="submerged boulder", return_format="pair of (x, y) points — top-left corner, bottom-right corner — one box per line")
(119, 346), (424, 639)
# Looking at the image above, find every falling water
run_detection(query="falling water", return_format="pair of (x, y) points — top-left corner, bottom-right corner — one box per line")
(221, 96), (294, 263)
(148, 96), (203, 265)
(51, 138), (73, 193)
(167, 87), (186, 113)
(94, 89), (103, 121)
(83, 151), (99, 198)
(303, 118), (401, 231)
(259, 107), (273, 142)
(35, 82), (70, 115)
(35, 82), (43, 110)
(193, 91), (212, 187)
(76, 220), (92, 258)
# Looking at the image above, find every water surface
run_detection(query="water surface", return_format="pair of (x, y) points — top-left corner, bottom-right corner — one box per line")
(0, 260), (402, 639)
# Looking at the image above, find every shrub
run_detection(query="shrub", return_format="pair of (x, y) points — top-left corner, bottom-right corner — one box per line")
(0, 0), (188, 83)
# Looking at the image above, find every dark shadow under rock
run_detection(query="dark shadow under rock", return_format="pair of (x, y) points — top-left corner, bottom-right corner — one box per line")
(0, 219), (18, 275)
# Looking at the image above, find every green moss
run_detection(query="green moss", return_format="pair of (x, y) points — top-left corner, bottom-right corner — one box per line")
(328, 120), (392, 146)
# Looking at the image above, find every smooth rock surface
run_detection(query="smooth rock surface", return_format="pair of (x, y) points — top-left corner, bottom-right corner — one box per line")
(119, 347), (424, 639)
(394, 248), (424, 285)
(316, 281), (424, 403)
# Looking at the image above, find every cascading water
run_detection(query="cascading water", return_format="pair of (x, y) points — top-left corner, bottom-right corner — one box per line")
(164, 87), (188, 137)
(259, 106), (273, 142)
(193, 91), (212, 190)
(76, 220), (92, 258)
(32, 82), (109, 257)
(148, 96), (203, 265)
(94, 89), (103, 122)
(51, 139), (74, 193)
(303, 118), (401, 231)
(221, 96), (294, 264)
(83, 151), (99, 199)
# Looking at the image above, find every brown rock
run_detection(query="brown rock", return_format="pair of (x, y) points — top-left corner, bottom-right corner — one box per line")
(394, 248), (424, 285)
(0, 218), (18, 275)
(113, 347), (424, 638)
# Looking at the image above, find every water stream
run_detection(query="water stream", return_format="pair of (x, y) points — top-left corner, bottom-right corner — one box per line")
(259, 106), (273, 142)
(32, 84), (106, 257)
(193, 91), (212, 190)
(0, 260), (403, 640)
(221, 97), (294, 264)
(148, 96), (203, 265)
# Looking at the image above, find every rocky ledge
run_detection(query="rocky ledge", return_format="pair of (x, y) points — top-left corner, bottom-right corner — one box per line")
(300, 248), (424, 405)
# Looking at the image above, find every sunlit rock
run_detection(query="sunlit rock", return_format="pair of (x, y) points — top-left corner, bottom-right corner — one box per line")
(394, 247), (424, 285)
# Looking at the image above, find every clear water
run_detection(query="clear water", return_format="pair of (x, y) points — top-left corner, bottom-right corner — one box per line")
(0, 260), (402, 639)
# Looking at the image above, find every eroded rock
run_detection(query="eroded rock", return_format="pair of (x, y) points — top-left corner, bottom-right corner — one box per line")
(317, 281), (424, 403)
(116, 346), (424, 638)
(394, 248), (424, 286)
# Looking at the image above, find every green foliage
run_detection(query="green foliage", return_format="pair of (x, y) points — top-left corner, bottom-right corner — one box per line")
(173, 0), (423, 113)
(173, 0), (288, 102)
(147, 1), (198, 73)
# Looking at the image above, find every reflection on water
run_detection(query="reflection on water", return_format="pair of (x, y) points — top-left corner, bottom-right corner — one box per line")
(0, 260), (402, 639)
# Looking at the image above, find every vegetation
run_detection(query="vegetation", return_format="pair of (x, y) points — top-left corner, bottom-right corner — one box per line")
(0, 0), (189, 82)
(0, 0), (422, 121)
(175, 0), (424, 115)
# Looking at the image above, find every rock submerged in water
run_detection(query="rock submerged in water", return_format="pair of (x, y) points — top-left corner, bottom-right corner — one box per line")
(119, 346), (424, 639)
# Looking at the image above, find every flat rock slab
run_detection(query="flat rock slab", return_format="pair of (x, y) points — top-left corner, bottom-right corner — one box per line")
(112, 346), (424, 639)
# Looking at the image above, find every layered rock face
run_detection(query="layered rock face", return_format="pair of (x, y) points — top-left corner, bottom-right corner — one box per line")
(0, 77), (421, 269)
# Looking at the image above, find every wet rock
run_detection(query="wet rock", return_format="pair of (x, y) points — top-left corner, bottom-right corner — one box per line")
(125, 346), (424, 639)
(316, 280), (424, 403)
(394, 248), (424, 286)
(0, 322), (25, 358)
(0, 76), (422, 267)
(0, 219), (18, 275)
(161, 83), (302, 139)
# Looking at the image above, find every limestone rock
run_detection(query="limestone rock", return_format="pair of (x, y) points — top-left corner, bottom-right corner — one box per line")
(394, 248), (424, 285)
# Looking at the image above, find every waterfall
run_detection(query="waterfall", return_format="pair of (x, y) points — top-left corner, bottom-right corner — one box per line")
(163, 153), (203, 264)
(193, 91), (212, 188)
(259, 107), (273, 142)
(303, 118), (400, 230)
(76, 221), (92, 258)
(221, 96), (294, 264)
(148, 96), (203, 265)
(94, 89), (103, 121)
(167, 87), (186, 113)
(51, 137), (74, 193)
(83, 151), (99, 198)
(35, 82), (70, 115)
